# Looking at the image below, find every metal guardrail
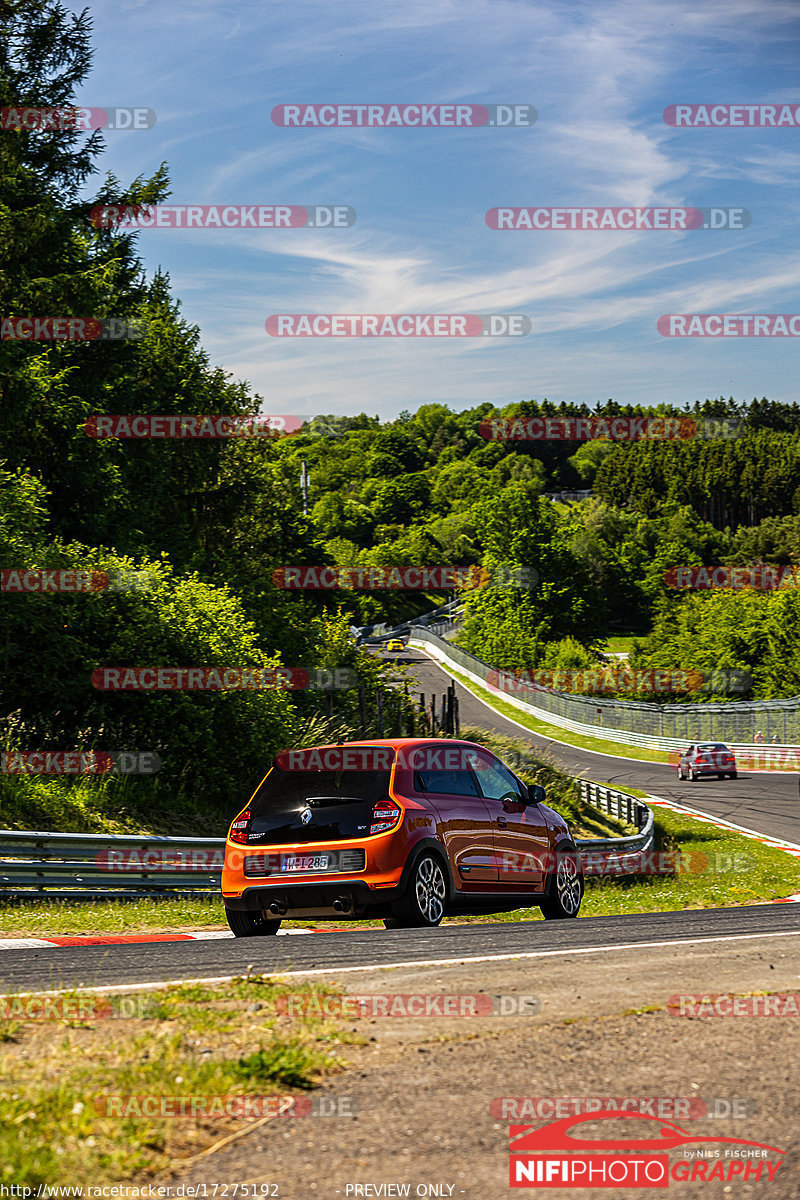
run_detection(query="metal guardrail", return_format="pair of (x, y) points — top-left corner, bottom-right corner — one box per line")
(0, 830), (223, 898)
(410, 628), (800, 750)
(577, 782), (654, 854)
(542, 489), (593, 502)
(355, 599), (464, 645)
(0, 784), (654, 898)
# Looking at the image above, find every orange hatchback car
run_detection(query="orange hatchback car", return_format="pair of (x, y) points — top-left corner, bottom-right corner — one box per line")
(221, 737), (583, 934)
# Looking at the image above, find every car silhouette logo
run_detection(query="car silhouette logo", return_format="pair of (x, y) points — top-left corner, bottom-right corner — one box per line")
(509, 1111), (784, 1155)
(300, 809), (312, 825)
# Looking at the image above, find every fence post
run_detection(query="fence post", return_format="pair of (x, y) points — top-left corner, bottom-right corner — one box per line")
(377, 688), (384, 738)
(358, 685), (367, 735)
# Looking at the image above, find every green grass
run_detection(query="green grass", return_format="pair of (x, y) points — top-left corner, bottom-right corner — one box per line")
(0, 896), (229, 938)
(0, 770), (227, 837)
(0, 974), (355, 1187)
(603, 634), (641, 654)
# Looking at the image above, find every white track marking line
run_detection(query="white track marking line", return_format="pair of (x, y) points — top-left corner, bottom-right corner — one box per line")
(0, 938), (54, 949)
(0, 929), (319, 951)
(645, 793), (800, 852)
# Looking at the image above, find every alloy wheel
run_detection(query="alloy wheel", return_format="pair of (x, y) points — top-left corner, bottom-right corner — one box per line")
(414, 855), (446, 924)
(555, 853), (582, 916)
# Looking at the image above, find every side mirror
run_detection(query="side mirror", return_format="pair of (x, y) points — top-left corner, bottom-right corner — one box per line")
(526, 784), (546, 805)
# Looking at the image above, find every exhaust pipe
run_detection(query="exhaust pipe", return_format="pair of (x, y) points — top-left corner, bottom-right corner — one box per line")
(269, 901), (287, 916)
(332, 897), (352, 913)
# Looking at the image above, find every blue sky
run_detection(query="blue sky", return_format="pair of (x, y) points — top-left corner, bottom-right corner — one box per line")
(78, 0), (800, 421)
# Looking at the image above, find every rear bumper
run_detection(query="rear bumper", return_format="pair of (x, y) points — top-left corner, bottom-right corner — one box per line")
(222, 835), (452, 918)
(223, 878), (402, 917)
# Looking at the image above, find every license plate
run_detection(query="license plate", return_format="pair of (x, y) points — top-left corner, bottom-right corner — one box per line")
(282, 854), (329, 872)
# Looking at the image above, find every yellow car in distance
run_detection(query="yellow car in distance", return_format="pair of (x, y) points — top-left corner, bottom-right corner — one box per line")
(385, 638), (406, 652)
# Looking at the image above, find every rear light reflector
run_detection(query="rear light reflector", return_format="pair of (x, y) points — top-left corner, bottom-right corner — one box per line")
(370, 799), (401, 835)
(229, 809), (251, 844)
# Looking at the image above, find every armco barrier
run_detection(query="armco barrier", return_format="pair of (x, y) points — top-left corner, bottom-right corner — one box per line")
(0, 787), (653, 897)
(0, 830), (222, 898)
(579, 781), (652, 846)
(409, 628), (800, 752)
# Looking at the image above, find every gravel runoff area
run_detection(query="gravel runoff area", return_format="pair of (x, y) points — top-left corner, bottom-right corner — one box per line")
(163, 931), (800, 1199)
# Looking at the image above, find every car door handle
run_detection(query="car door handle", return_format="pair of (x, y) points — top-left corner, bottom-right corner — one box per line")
(496, 817), (508, 828)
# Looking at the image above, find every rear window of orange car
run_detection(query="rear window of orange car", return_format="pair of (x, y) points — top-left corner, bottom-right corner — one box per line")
(249, 767), (394, 816)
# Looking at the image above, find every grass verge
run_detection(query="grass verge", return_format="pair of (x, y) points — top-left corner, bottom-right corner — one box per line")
(602, 634), (641, 654)
(0, 771), (227, 837)
(0, 974), (357, 1187)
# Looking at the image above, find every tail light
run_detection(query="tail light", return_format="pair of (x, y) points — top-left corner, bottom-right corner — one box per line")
(370, 799), (402, 835)
(696, 758), (708, 765)
(229, 809), (251, 844)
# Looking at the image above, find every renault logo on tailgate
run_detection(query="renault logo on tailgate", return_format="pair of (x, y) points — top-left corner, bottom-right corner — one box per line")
(300, 808), (312, 825)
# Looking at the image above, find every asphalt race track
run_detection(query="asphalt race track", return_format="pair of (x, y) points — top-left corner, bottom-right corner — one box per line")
(2, 904), (799, 994)
(402, 647), (800, 846)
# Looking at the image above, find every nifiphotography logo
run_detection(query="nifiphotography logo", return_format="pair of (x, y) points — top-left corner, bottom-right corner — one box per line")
(508, 1111), (784, 1188)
